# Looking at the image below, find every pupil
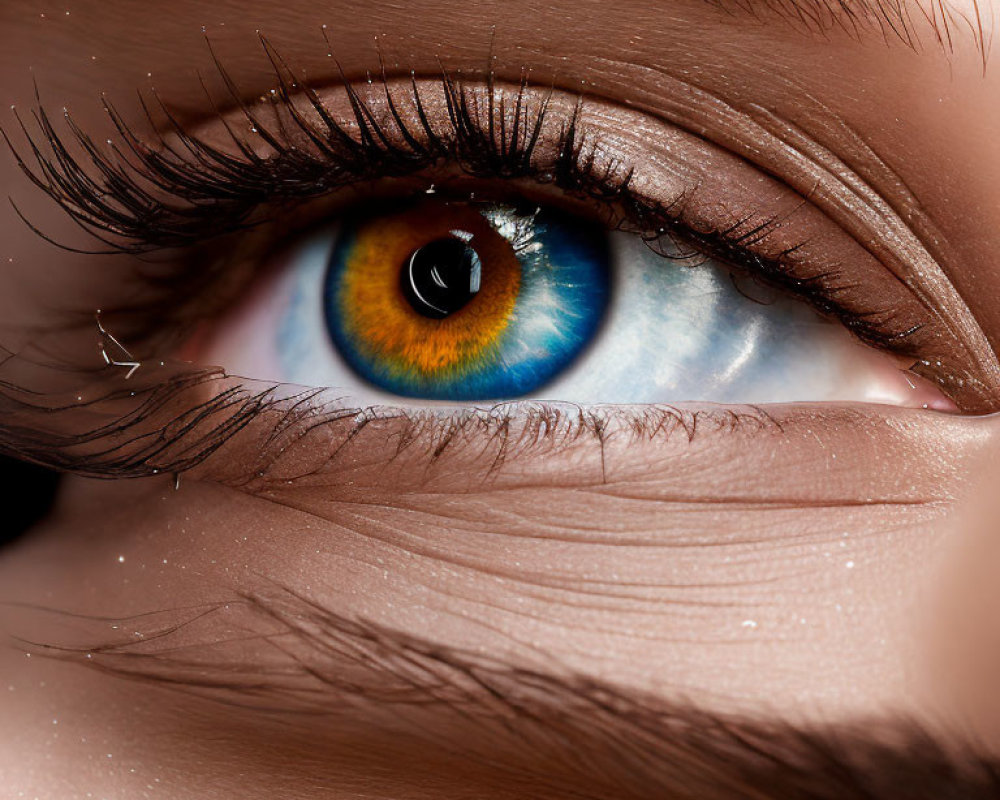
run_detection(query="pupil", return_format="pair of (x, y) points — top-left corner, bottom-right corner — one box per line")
(401, 236), (482, 319)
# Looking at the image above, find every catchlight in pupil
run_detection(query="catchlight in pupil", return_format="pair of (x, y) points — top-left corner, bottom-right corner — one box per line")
(401, 236), (482, 319)
(322, 199), (611, 401)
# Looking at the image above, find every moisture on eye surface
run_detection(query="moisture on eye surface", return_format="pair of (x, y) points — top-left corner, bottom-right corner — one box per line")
(193, 196), (953, 410)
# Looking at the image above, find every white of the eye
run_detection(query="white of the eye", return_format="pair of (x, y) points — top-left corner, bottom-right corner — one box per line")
(536, 232), (930, 406)
(202, 224), (949, 410)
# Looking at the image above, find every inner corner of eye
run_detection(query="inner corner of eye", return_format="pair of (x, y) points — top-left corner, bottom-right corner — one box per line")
(180, 194), (956, 412)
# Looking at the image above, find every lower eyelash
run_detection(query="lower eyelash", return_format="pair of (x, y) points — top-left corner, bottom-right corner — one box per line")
(0, 360), (784, 484)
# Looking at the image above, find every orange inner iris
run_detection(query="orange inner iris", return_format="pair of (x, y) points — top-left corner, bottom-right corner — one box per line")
(337, 201), (522, 376)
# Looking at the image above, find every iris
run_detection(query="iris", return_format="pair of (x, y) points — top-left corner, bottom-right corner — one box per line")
(211, 196), (932, 409)
(323, 200), (611, 400)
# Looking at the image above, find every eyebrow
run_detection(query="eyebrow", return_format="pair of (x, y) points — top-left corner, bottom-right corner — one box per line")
(20, 585), (1000, 800)
(707, 0), (992, 62)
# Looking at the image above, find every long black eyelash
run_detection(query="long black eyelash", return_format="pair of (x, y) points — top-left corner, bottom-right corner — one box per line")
(0, 351), (779, 482)
(1, 36), (788, 279)
(4, 39), (641, 256)
(3, 38), (917, 356)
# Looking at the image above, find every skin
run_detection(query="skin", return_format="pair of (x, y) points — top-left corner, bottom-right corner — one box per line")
(3, 0), (1000, 797)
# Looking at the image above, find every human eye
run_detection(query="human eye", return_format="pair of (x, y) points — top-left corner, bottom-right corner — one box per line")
(10, 63), (974, 415)
(7, 10), (1000, 800)
(197, 195), (949, 408)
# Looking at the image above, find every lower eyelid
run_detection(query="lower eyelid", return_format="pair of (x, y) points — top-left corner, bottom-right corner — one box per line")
(0, 345), (973, 492)
(156, 377), (963, 499)
(157, 394), (975, 532)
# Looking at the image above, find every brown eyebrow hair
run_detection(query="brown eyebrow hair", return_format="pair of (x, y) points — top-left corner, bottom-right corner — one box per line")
(706, 0), (991, 65)
(15, 584), (1000, 800)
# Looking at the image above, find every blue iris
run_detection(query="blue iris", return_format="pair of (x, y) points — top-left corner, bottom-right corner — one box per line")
(323, 203), (611, 401)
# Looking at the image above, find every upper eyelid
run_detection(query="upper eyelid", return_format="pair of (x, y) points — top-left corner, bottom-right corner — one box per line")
(1, 67), (824, 334)
(4, 40), (825, 255)
(8, 64), (642, 254)
(5, 47), (1000, 411)
(0, 63), (913, 310)
(0, 52), (936, 271)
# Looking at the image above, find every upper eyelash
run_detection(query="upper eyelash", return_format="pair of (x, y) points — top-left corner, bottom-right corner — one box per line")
(4, 36), (789, 268)
(5, 44), (643, 255)
(2, 38), (920, 360)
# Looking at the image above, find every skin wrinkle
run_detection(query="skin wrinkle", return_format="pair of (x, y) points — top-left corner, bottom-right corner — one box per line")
(317, 492), (947, 582)
(744, 100), (990, 365)
(31, 390), (952, 736)
(5, 432), (952, 712)
(261, 498), (924, 602)
(318, 507), (790, 602)
(182, 406), (960, 592)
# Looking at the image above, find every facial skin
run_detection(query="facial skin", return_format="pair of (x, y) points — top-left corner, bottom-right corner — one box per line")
(4, 0), (1000, 797)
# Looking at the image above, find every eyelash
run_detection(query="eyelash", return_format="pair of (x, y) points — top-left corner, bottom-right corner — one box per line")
(13, 37), (985, 483)
(4, 39), (920, 362)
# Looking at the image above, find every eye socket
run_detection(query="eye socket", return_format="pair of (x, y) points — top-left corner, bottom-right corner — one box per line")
(188, 192), (953, 410)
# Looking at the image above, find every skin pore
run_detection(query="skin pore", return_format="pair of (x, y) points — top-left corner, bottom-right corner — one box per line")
(4, 0), (1000, 797)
